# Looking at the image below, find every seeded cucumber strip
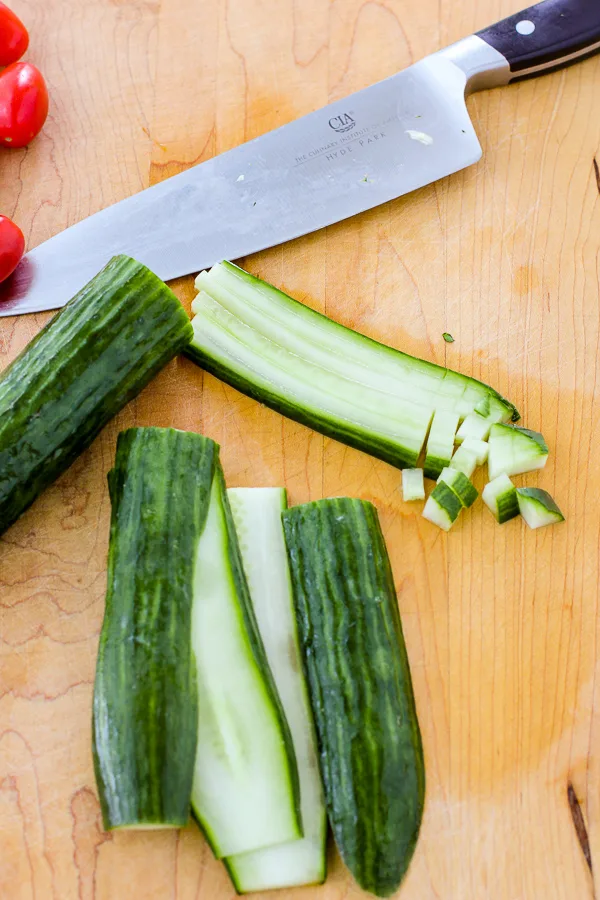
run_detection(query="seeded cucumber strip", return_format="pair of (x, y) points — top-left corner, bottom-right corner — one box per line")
(482, 474), (519, 524)
(456, 413), (492, 443)
(449, 446), (478, 478)
(488, 424), (548, 480)
(402, 469), (425, 502)
(438, 467), (478, 508)
(423, 410), (460, 480)
(224, 488), (326, 892)
(517, 488), (565, 529)
(191, 470), (301, 858)
(423, 482), (462, 531)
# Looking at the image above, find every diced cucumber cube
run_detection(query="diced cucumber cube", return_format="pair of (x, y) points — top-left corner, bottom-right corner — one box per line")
(517, 488), (564, 530)
(482, 474), (519, 524)
(449, 446), (478, 478)
(456, 413), (492, 444)
(461, 438), (489, 466)
(402, 468), (425, 502)
(422, 482), (462, 531)
(423, 410), (460, 480)
(437, 467), (478, 508)
(488, 424), (548, 480)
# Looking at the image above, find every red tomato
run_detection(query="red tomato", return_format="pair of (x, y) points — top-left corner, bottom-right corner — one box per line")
(0, 62), (48, 149)
(0, 215), (25, 283)
(0, 2), (28, 66)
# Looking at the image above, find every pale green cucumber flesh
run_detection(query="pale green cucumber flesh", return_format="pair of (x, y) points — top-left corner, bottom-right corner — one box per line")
(461, 438), (489, 466)
(224, 488), (327, 892)
(402, 469), (425, 502)
(191, 472), (301, 859)
(517, 487), (565, 529)
(449, 446), (478, 478)
(423, 411), (460, 480)
(456, 413), (492, 443)
(423, 482), (462, 531)
(482, 474), (519, 524)
(488, 424), (548, 479)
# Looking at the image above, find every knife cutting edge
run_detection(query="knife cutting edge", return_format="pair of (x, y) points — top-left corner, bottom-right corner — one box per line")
(2, 0), (599, 317)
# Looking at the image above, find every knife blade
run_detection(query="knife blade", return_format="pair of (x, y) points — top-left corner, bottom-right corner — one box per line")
(2, 0), (599, 317)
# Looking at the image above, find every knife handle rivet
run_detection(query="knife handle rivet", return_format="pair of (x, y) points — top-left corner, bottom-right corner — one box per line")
(515, 19), (535, 36)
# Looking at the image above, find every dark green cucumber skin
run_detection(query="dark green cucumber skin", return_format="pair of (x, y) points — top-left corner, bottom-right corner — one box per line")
(282, 499), (425, 898)
(190, 467), (302, 848)
(0, 255), (192, 536)
(185, 343), (421, 470)
(93, 427), (216, 830)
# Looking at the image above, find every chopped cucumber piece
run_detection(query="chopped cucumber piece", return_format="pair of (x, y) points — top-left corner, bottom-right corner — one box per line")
(488, 424), (548, 480)
(186, 262), (519, 473)
(449, 446), (478, 478)
(438, 467), (478, 508)
(517, 488), (565, 530)
(225, 488), (327, 892)
(482, 474), (519, 524)
(423, 410), (460, 480)
(191, 471), (301, 858)
(456, 413), (492, 443)
(422, 482), (462, 531)
(402, 468), (425, 502)
(461, 438), (489, 466)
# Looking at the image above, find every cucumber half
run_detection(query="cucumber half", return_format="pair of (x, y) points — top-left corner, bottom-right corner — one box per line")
(482, 474), (519, 524)
(224, 488), (327, 892)
(488, 424), (548, 480)
(517, 488), (565, 529)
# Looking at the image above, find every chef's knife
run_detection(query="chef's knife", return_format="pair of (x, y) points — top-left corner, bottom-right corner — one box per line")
(2, 0), (599, 317)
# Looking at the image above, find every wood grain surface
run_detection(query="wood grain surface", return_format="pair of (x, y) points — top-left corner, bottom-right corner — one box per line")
(1, 0), (600, 898)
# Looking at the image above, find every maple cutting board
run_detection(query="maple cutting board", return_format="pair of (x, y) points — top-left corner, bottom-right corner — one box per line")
(1, 0), (600, 898)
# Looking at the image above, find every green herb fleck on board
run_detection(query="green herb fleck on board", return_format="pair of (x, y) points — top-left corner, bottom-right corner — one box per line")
(443, 332), (455, 343)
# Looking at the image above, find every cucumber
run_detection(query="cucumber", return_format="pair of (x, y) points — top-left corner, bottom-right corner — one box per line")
(422, 481), (463, 531)
(93, 427), (217, 830)
(437, 467), (478, 508)
(282, 498), (425, 898)
(449, 445), (478, 478)
(185, 262), (519, 471)
(402, 468), (425, 502)
(517, 487), (565, 529)
(461, 438), (489, 466)
(456, 412), (492, 443)
(0, 255), (192, 536)
(482, 474), (519, 524)
(423, 410), (460, 480)
(224, 488), (327, 892)
(488, 424), (548, 480)
(191, 471), (301, 858)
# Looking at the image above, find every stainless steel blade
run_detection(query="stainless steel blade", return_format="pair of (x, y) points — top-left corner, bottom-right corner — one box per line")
(0, 39), (507, 317)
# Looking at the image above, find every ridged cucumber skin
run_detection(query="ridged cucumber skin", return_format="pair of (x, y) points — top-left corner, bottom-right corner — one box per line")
(0, 255), (192, 536)
(92, 427), (217, 830)
(282, 498), (425, 898)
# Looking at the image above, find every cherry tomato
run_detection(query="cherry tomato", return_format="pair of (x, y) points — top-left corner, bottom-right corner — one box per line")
(0, 62), (48, 149)
(0, 215), (25, 283)
(0, 2), (28, 66)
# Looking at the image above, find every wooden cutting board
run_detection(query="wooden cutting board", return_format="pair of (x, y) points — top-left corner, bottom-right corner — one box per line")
(2, 1), (599, 897)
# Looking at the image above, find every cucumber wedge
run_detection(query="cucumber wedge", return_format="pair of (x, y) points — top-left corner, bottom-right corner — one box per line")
(282, 498), (424, 898)
(191, 470), (301, 858)
(422, 482), (462, 531)
(438, 467), (478, 508)
(186, 262), (519, 471)
(488, 424), (548, 480)
(482, 474), (519, 524)
(423, 410), (460, 480)
(0, 256), (192, 536)
(93, 427), (216, 831)
(517, 488), (565, 529)
(402, 469), (425, 502)
(225, 488), (327, 892)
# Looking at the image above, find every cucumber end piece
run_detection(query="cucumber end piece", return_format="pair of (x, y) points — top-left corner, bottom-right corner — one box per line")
(517, 488), (565, 529)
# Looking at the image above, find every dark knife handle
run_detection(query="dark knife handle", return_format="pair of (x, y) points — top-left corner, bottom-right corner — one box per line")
(477, 0), (600, 82)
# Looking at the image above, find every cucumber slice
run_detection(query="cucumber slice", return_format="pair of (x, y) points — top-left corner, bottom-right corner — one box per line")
(437, 467), (478, 508)
(482, 474), (519, 524)
(423, 410), (460, 480)
(191, 470), (301, 858)
(282, 498), (425, 898)
(225, 488), (327, 892)
(488, 424), (548, 480)
(93, 428), (216, 831)
(402, 468), (425, 502)
(456, 413), (492, 443)
(0, 256), (192, 536)
(517, 488), (565, 529)
(422, 482), (462, 531)
(461, 438), (489, 466)
(449, 446), (478, 478)
(186, 263), (519, 472)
